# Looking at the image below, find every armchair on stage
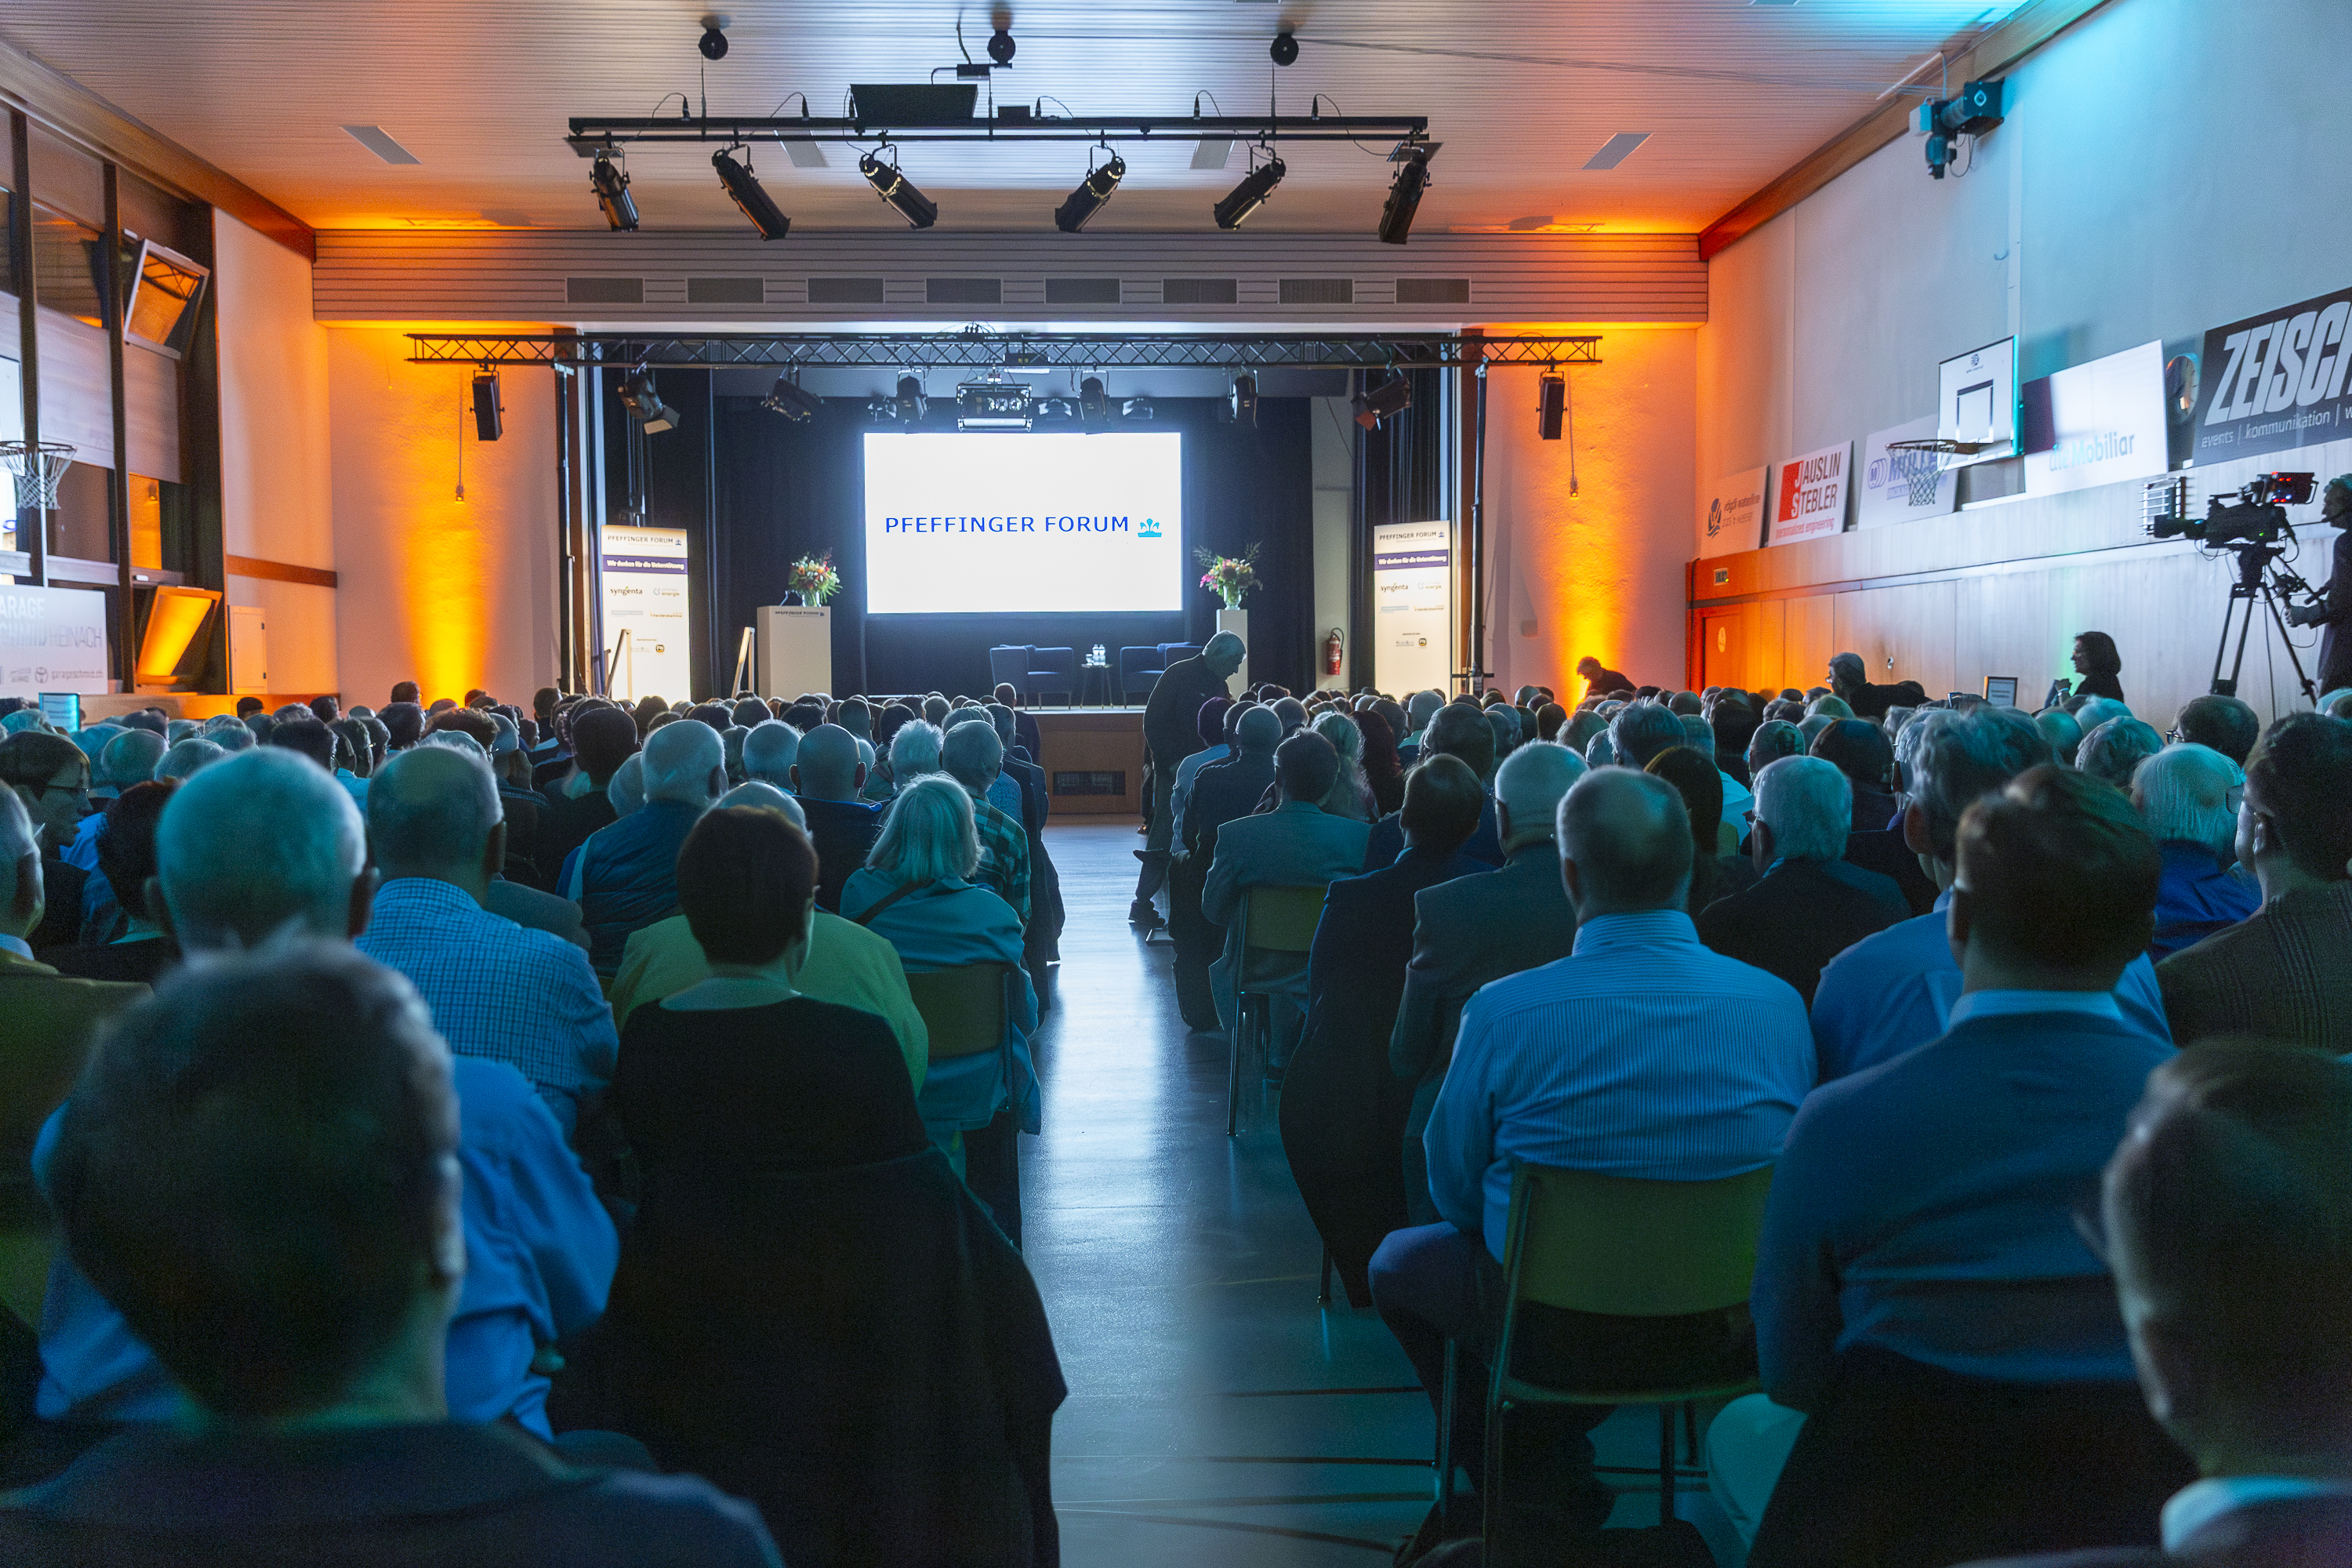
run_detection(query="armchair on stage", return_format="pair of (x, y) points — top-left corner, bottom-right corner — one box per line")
(989, 644), (1080, 706)
(1117, 644), (1203, 703)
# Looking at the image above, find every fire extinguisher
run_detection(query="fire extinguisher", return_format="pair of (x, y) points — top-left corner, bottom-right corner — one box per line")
(1324, 627), (1345, 678)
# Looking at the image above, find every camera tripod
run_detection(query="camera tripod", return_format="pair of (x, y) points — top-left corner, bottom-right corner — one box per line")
(2209, 541), (2318, 702)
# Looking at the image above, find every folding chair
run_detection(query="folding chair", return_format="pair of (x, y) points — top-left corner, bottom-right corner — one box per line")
(1226, 883), (1327, 1136)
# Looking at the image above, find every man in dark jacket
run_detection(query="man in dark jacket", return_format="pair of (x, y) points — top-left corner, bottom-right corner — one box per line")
(2314, 474), (2352, 697)
(1828, 651), (1927, 720)
(535, 706), (638, 889)
(790, 724), (887, 916)
(1134, 632), (1245, 922)
(1697, 757), (1907, 1004)
(1361, 704), (1504, 872)
(1574, 655), (1635, 701)
(1171, 704), (1279, 1028)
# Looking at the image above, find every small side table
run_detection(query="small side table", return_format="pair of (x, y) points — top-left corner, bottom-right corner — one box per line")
(1078, 659), (1115, 710)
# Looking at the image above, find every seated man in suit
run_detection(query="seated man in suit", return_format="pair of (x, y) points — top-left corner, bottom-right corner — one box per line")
(1826, 650), (1926, 720)
(1172, 705), (1282, 1029)
(2132, 742), (2259, 961)
(1361, 705), (1503, 872)
(1372, 768), (1814, 1565)
(0, 941), (781, 1565)
(789, 724), (886, 915)
(1388, 741), (1586, 1223)
(1202, 731), (1370, 1073)
(1134, 632), (1245, 923)
(1280, 755), (1488, 1306)
(1697, 755), (1907, 1004)
(2157, 713), (2352, 1050)
(1740, 766), (2193, 1567)
(1811, 718), (1899, 833)
(1812, 706), (2169, 1082)
(534, 705), (637, 889)
(1955, 1044), (2352, 1568)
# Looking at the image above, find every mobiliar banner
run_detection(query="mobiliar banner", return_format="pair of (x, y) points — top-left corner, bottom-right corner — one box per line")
(1370, 521), (1453, 697)
(1769, 441), (1851, 546)
(2190, 285), (2352, 466)
(2024, 340), (2167, 498)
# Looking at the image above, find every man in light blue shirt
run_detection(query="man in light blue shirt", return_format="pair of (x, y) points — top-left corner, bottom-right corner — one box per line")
(1811, 705), (2171, 1083)
(1370, 768), (1813, 1559)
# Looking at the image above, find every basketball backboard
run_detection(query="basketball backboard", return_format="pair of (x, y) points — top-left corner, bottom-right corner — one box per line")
(1936, 336), (2018, 463)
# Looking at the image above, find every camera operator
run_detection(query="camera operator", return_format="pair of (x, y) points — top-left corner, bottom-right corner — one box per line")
(2314, 474), (2352, 696)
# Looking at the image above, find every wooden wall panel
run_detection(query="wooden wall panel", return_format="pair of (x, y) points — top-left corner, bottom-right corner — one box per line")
(124, 340), (181, 482)
(30, 303), (111, 463)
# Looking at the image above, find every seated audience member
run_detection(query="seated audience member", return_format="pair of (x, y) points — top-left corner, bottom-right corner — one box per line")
(568, 720), (723, 975)
(2158, 713), (2352, 1051)
(790, 724), (885, 914)
(154, 737), (222, 782)
(1203, 733), (1373, 1073)
(0, 943), (780, 1564)
(1397, 689), (1444, 760)
(356, 746), (617, 1139)
(1812, 706), (2171, 1081)
(1318, 711), (1377, 818)
(35, 748), (615, 1446)
(840, 777), (1039, 1243)
(1362, 705), (1503, 871)
(2132, 743), (2258, 961)
(942, 720), (1032, 926)
(1697, 756), (1907, 1004)
(2071, 630), (2127, 702)
(993, 682), (1045, 760)
(1682, 713), (1755, 823)
(1173, 706), (1283, 1027)
(1574, 655), (1635, 702)
(2035, 706), (2085, 767)
(72, 735), (162, 871)
(1358, 707), (1406, 818)
(1609, 699), (1686, 774)
(1646, 745), (1758, 910)
(1806, 694), (1853, 720)
(1280, 755), (1488, 1307)
(1842, 710), (1940, 916)
(1811, 717), (1898, 831)
(42, 783), (182, 986)
(2082, 716), (2166, 790)
(1741, 766), (2192, 1566)
(1953, 1044), (2352, 1568)
(1373, 768), (1813, 1566)
(1710, 692), (1762, 787)
(1826, 650), (1926, 720)
(1534, 702), (1567, 742)
(1390, 742), (1585, 1225)
(739, 719), (798, 789)
(2169, 692), (2261, 767)
(868, 717), (942, 803)
(2074, 694), (2134, 734)
(0, 732), (92, 949)
(1167, 698), (1232, 846)
(1482, 706), (1521, 768)
(1745, 718), (1805, 783)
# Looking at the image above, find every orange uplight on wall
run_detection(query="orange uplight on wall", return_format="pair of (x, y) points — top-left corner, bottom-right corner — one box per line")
(390, 361), (492, 703)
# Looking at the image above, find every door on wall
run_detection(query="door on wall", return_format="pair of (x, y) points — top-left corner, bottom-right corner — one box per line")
(1700, 609), (1746, 691)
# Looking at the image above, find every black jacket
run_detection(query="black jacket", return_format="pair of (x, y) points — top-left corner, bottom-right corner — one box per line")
(797, 796), (886, 913)
(1142, 655), (1230, 768)
(2318, 524), (2352, 694)
(1694, 856), (1909, 1005)
(1846, 826), (1940, 917)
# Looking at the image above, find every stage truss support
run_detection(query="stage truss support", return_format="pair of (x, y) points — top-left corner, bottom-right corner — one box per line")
(408, 332), (1602, 372)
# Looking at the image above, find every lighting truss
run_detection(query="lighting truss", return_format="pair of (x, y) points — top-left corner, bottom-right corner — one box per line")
(564, 114), (1428, 152)
(407, 332), (1602, 372)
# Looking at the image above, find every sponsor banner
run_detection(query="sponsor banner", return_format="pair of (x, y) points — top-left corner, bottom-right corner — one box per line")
(1697, 466), (1768, 559)
(2190, 286), (2352, 466)
(0, 583), (110, 695)
(599, 524), (692, 703)
(1769, 441), (1852, 546)
(2026, 340), (2167, 497)
(1371, 521), (1452, 696)
(1859, 416), (1958, 528)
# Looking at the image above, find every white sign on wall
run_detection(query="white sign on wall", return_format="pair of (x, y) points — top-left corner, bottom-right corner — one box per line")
(1859, 416), (1959, 528)
(1371, 521), (1453, 696)
(1697, 466), (1768, 559)
(599, 524), (692, 704)
(2024, 340), (2168, 498)
(0, 583), (110, 695)
(1769, 441), (1852, 546)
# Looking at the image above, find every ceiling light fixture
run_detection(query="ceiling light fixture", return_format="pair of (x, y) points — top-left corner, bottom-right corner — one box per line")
(988, 27), (1017, 65)
(590, 151), (639, 231)
(699, 15), (730, 59)
(860, 151), (940, 229)
(619, 371), (681, 433)
(1270, 31), (1299, 66)
(1213, 151), (1286, 230)
(1054, 151), (1126, 234)
(1079, 374), (1110, 426)
(1377, 140), (1438, 245)
(713, 147), (790, 240)
(762, 372), (822, 421)
(1353, 372), (1411, 429)
(471, 369), (503, 441)
(895, 372), (928, 426)
(1229, 372), (1258, 427)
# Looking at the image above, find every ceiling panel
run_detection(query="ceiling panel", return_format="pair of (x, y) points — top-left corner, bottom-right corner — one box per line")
(2, 2), (2018, 234)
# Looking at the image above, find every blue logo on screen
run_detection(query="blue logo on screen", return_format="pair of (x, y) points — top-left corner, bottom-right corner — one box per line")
(1138, 517), (1162, 538)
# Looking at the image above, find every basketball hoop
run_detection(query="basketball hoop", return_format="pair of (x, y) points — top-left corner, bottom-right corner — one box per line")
(1884, 436), (1993, 509)
(0, 441), (76, 514)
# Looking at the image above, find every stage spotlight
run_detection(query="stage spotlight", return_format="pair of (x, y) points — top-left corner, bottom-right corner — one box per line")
(619, 372), (680, 434)
(1122, 396), (1154, 421)
(590, 151), (638, 231)
(762, 372), (822, 422)
(1270, 31), (1298, 66)
(1213, 154), (1286, 230)
(859, 151), (939, 229)
(1377, 140), (1438, 246)
(1079, 375), (1110, 426)
(1537, 373), (1566, 441)
(1054, 153), (1126, 234)
(895, 373), (927, 426)
(988, 27), (1017, 65)
(713, 148), (790, 241)
(699, 19), (729, 60)
(471, 370), (503, 441)
(1352, 373), (1411, 430)
(1229, 372), (1258, 427)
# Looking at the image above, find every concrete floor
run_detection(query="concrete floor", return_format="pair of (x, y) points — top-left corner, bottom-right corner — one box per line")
(1023, 822), (1744, 1566)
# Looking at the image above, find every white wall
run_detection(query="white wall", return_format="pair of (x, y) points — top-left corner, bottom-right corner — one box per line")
(212, 211), (336, 692)
(1695, 0), (2352, 724)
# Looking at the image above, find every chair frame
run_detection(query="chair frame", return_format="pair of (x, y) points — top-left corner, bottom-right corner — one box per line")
(1225, 883), (1327, 1137)
(1436, 1160), (1773, 1531)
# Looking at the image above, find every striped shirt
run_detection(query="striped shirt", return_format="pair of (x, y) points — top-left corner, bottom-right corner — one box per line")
(1426, 909), (1817, 1260)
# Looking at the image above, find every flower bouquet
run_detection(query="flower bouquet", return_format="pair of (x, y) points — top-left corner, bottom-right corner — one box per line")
(788, 552), (842, 605)
(1195, 543), (1261, 610)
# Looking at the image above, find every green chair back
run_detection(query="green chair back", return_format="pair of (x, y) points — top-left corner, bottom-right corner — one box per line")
(905, 964), (1009, 1059)
(1502, 1162), (1775, 1319)
(1240, 884), (1327, 954)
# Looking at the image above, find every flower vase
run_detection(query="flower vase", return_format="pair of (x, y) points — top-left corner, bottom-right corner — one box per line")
(1216, 606), (1248, 691)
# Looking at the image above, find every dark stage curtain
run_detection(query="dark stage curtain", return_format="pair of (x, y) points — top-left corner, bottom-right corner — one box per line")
(710, 397), (1316, 698)
(1350, 368), (1445, 692)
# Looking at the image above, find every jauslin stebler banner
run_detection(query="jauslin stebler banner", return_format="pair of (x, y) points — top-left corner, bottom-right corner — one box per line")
(2190, 286), (2352, 466)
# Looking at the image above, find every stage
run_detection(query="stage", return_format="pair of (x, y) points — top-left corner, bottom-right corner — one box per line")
(1033, 706), (1145, 818)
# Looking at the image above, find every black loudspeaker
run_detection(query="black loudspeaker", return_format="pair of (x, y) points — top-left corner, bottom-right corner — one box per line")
(472, 372), (503, 441)
(1537, 373), (1565, 441)
(1079, 375), (1110, 425)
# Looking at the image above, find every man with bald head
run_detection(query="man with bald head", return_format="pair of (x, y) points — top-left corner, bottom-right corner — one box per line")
(790, 722), (884, 913)
(357, 745), (617, 1136)
(568, 717), (725, 974)
(1370, 767), (1815, 1563)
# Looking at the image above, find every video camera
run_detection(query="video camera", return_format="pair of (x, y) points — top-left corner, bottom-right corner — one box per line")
(2147, 471), (2316, 546)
